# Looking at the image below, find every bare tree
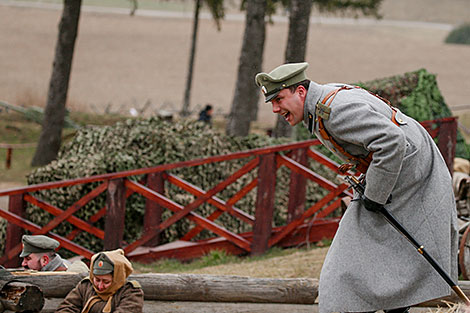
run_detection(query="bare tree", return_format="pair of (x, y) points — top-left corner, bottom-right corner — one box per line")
(225, 0), (267, 137)
(181, 0), (224, 117)
(273, 0), (313, 138)
(31, 0), (82, 166)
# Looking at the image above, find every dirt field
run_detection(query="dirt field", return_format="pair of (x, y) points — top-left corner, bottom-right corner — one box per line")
(1, 0), (470, 130)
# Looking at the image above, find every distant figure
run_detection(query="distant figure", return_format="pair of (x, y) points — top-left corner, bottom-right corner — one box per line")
(20, 235), (88, 273)
(198, 104), (213, 124)
(56, 249), (144, 313)
(20, 235), (69, 271)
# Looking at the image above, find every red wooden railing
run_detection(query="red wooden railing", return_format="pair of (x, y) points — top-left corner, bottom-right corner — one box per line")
(0, 117), (458, 267)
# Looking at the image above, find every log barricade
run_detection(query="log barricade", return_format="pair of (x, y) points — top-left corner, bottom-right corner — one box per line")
(0, 271), (468, 312)
(0, 117), (458, 268)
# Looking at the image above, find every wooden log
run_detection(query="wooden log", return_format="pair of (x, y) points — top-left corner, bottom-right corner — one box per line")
(134, 273), (317, 304)
(0, 271), (86, 298)
(42, 298), (318, 313)
(4, 271), (468, 308)
(1, 272), (317, 304)
(0, 281), (44, 312)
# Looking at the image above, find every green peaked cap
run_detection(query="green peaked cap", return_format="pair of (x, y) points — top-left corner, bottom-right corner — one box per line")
(20, 235), (60, 258)
(255, 62), (309, 102)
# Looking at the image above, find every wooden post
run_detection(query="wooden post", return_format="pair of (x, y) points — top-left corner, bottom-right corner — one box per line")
(104, 179), (126, 250)
(4, 194), (25, 268)
(437, 117), (457, 175)
(252, 154), (277, 256)
(6, 148), (12, 169)
(287, 148), (307, 222)
(143, 172), (164, 247)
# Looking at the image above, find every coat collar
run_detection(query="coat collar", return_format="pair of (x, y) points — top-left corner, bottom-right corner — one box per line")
(302, 81), (323, 130)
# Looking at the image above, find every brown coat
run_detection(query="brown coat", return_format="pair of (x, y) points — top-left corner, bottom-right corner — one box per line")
(55, 278), (144, 313)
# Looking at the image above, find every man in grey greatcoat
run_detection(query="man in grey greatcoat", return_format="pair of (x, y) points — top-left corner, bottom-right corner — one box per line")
(255, 62), (458, 313)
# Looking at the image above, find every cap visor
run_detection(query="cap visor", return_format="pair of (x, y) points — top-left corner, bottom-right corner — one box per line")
(19, 251), (30, 258)
(265, 91), (279, 103)
(93, 268), (113, 275)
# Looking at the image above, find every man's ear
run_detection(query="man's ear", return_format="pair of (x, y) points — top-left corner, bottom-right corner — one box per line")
(40, 254), (50, 266)
(297, 85), (307, 100)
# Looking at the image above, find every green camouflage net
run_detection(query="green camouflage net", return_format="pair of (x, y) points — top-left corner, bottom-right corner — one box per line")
(358, 68), (469, 159)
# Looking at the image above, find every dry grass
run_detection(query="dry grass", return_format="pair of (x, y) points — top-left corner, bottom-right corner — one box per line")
(185, 247), (329, 278)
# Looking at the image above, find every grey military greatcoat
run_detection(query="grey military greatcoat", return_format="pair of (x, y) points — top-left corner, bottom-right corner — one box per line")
(303, 81), (458, 312)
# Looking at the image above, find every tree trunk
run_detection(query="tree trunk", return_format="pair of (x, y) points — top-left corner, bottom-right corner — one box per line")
(31, 0), (82, 166)
(225, 0), (267, 137)
(181, 0), (201, 117)
(273, 0), (313, 138)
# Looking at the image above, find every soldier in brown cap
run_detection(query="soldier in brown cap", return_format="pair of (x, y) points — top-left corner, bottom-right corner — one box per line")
(56, 249), (143, 313)
(20, 235), (70, 271)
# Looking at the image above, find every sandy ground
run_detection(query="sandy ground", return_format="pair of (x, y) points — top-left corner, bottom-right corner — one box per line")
(0, 0), (469, 130)
(0, 182), (22, 210)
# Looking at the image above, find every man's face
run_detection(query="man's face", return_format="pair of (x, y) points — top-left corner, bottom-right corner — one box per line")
(93, 274), (113, 292)
(22, 253), (45, 270)
(270, 86), (306, 126)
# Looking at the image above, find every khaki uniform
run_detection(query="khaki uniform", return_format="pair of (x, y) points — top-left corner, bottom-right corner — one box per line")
(55, 278), (143, 313)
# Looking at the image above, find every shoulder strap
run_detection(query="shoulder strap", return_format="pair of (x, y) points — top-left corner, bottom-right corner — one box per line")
(316, 86), (397, 173)
(128, 280), (142, 289)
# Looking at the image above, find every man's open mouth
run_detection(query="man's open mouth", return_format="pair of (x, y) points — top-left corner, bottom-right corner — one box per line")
(282, 111), (290, 120)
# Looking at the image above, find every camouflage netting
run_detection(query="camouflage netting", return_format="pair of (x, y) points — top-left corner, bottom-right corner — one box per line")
(357, 68), (470, 159)
(25, 118), (337, 257)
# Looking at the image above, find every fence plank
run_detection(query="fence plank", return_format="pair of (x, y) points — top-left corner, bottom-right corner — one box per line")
(287, 148), (308, 222)
(4, 194), (25, 267)
(437, 118), (457, 174)
(104, 179), (126, 250)
(143, 173), (164, 247)
(23, 195), (104, 239)
(124, 180), (251, 253)
(269, 184), (349, 247)
(252, 154), (277, 256)
(167, 174), (255, 241)
(0, 209), (94, 261)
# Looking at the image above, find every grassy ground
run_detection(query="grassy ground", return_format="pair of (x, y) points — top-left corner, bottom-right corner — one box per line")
(0, 109), (130, 184)
(133, 245), (330, 278)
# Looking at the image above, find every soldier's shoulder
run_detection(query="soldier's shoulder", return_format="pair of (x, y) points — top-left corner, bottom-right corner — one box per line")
(127, 280), (142, 289)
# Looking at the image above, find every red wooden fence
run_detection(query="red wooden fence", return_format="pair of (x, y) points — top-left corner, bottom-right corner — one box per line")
(0, 117), (458, 267)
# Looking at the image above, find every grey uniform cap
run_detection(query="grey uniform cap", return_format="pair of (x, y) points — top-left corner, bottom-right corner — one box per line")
(93, 253), (114, 275)
(20, 235), (60, 258)
(255, 62), (309, 102)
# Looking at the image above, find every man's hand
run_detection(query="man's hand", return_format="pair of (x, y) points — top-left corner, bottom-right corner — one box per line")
(361, 195), (383, 212)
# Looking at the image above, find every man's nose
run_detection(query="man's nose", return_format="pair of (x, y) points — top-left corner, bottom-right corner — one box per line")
(21, 259), (27, 267)
(272, 102), (280, 113)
